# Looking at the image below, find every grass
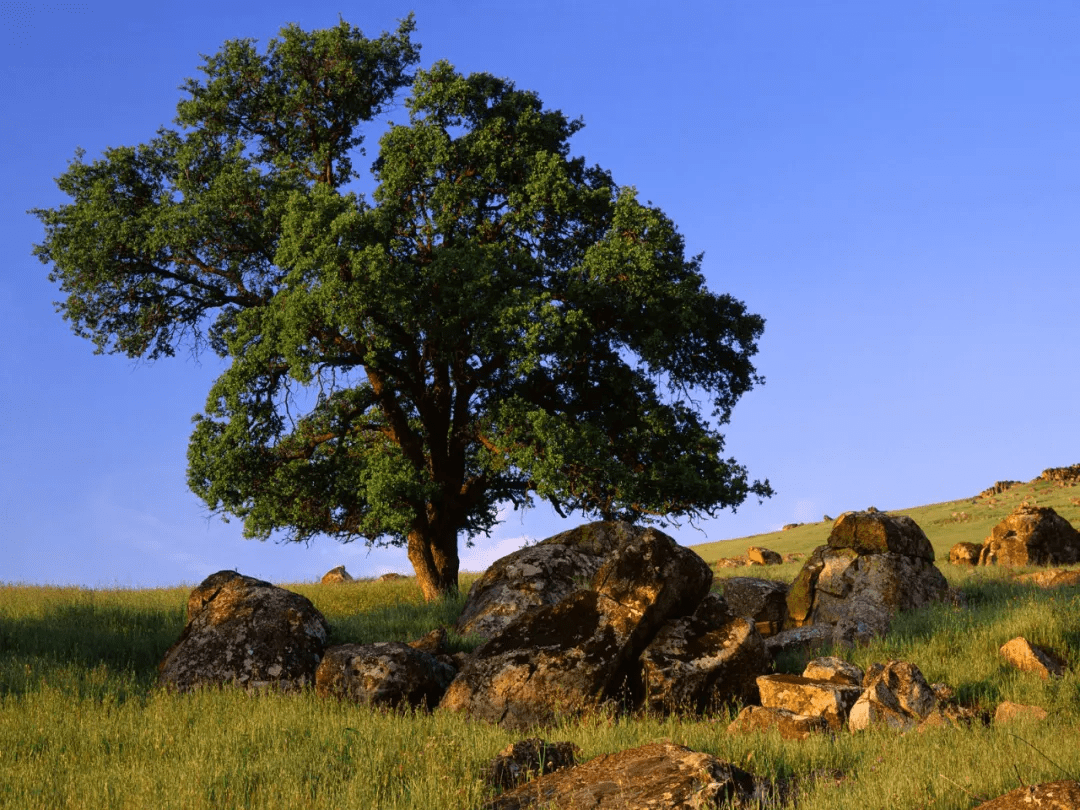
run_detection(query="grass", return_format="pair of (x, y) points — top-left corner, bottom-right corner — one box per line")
(3, 479), (1080, 809)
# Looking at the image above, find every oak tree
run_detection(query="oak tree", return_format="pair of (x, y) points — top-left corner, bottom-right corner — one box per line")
(33, 17), (771, 600)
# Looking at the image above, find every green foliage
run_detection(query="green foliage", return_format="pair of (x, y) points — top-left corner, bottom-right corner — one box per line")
(31, 18), (770, 591)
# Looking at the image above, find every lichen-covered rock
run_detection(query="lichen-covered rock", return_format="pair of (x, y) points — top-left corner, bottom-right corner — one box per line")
(722, 577), (789, 636)
(756, 674), (862, 731)
(483, 742), (759, 810)
(949, 542), (982, 565)
(159, 571), (329, 692)
(993, 701), (1048, 725)
(484, 739), (580, 791)
(455, 521), (641, 640)
(639, 593), (769, 713)
(786, 511), (948, 637)
(315, 642), (456, 709)
(802, 656), (863, 686)
(999, 637), (1067, 679)
(320, 565), (354, 584)
(1016, 569), (1080, 588)
(979, 506), (1080, 567)
(848, 660), (937, 731)
(747, 546), (782, 565)
(972, 780), (1080, 809)
(440, 526), (712, 727)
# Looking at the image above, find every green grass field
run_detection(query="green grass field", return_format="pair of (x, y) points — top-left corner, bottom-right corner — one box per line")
(3, 477), (1079, 809)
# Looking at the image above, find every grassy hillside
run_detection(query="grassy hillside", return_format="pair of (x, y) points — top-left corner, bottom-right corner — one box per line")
(2, 474), (1079, 809)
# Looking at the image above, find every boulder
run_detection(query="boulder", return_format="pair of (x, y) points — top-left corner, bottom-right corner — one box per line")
(756, 674), (862, 731)
(315, 642), (456, 709)
(848, 660), (937, 732)
(320, 565), (354, 584)
(727, 705), (829, 740)
(978, 505), (1080, 567)
(764, 625), (834, 659)
(455, 521), (638, 640)
(408, 626), (450, 656)
(999, 637), (1067, 679)
(639, 593), (769, 714)
(802, 656), (863, 686)
(993, 701), (1048, 725)
(786, 511), (948, 638)
(159, 571), (329, 692)
(1016, 569), (1080, 589)
(949, 542), (982, 565)
(484, 739), (580, 791)
(748, 546), (783, 565)
(378, 572), (406, 581)
(440, 525), (713, 727)
(721, 577), (789, 637)
(972, 780), (1080, 810)
(483, 741), (759, 810)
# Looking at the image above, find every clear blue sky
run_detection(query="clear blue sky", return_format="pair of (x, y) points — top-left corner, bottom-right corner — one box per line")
(3, 1), (1078, 588)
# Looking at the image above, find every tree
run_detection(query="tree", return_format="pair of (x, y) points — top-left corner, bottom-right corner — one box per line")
(33, 17), (771, 600)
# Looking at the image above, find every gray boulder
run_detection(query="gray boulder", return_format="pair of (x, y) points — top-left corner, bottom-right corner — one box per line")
(455, 521), (639, 640)
(159, 571), (329, 692)
(440, 525), (712, 727)
(315, 642), (456, 709)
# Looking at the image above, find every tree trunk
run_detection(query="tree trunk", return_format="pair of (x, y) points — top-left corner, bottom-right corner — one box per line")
(406, 527), (460, 601)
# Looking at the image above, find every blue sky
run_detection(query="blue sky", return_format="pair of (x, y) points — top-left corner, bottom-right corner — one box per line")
(3, 1), (1078, 588)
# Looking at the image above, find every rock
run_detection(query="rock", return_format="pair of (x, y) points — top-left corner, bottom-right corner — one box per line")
(802, 656), (863, 686)
(320, 565), (354, 584)
(315, 642), (456, 709)
(786, 511), (948, 638)
(721, 577), (789, 637)
(727, 705), (829, 740)
(484, 739), (580, 791)
(483, 741), (759, 810)
(981, 480), (1021, 497)
(408, 627), (450, 656)
(748, 546), (783, 565)
(455, 521), (637, 640)
(999, 637), (1067, 679)
(378, 572), (406, 581)
(1040, 464), (1080, 483)
(756, 674), (862, 731)
(714, 556), (748, 569)
(639, 593), (770, 714)
(993, 701), (1049, 724)
(848, 660), (937, 732)
(440, 525), (713, 727)
(978, 505), (1080, 567)
(159, 571), (329, 693)
(972, 780), (1080, 809)
(823, 514), (833, 522)
(782, 523), (802, 531)
(949, 542), (983, 565)
(764, 625), (834, 659)
(1016, 569), (1080, 589)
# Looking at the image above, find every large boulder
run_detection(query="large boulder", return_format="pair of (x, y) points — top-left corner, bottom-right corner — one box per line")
(455, 522), (639, 640)
(638, 593), (770, 714)
(483, 741), (760, 810)
(786, 511), (948, 637)
(721, 577), (789, 637)
(320, 565), (354, 584)
(978, 505), (1080, 567)
(159, 571), (329, 692)
(440, 525), (712, 727)
(755, 674), (862, 731)
(848, 660), (937, 731)
(315, 642), (457, 709)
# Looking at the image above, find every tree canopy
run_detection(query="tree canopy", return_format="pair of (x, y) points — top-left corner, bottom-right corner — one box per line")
(32, 16), (771, 599)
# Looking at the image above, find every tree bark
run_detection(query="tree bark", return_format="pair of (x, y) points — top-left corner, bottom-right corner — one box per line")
(406, 527), (460, 601)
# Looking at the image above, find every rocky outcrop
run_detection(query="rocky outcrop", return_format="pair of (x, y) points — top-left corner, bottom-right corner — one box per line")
(721, 577), (789, 637)
(786, 511), (948, 638)
(484, 739), (580, 791)
(972, 780), (1080, 809)
(483, 741), (760, 810)
(979, 505), (1080, 567)
(981, 480), (1021, 497)
(1039, 464), (1080, 483)
(999, 637), (1067, 679)
(755, 674), (862, 731)
(315, 642), (456, 709)
(454, 522), (638, 640)
(949, 542), (982, 565)
(320, 565), (354, 584)
(639, 593), (769, 714)
(440, 525), (712, 727)
(159, 571), (329, 692)
(848, 660), (937, 731)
